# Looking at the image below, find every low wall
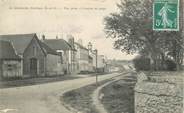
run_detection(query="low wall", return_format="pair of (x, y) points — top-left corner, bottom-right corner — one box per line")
(134, 72), (183, 113)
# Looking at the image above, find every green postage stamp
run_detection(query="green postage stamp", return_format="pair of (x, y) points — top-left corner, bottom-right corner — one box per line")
(153, 0), (180, 31)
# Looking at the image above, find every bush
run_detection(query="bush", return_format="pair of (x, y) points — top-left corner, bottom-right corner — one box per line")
(133, 56), (151, 71)
(133, 55), (178, 71)
(164, 59), (177, 71)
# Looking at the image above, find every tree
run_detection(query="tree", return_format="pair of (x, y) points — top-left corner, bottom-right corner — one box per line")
(104, 0), (184, 70)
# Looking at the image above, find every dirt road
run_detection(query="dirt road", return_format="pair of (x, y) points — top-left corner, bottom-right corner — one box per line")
(0, 73), (121, 113)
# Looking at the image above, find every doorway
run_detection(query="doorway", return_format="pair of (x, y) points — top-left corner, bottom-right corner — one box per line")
(30, 58), (38, 76)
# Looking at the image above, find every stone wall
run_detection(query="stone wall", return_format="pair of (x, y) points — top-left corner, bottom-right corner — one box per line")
(134, 72), (183, 113)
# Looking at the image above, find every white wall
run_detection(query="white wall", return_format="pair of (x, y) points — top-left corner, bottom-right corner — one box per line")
(46, 54), (64, 75)
(2, 60), (22, 78)
(89, 51), (97, 68)
(97, 55), (105, 68)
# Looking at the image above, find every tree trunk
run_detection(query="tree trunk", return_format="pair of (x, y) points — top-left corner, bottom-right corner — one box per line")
(149, 52), (157, 71)
(161, 53), (165, 70)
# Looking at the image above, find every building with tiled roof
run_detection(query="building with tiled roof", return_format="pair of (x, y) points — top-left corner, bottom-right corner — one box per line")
(88, 42), (97, 72)
(43, 38), (72, 51)
(42, 35), (78, 74)
(0, 33), (35, 55)
(0, 40), (20, 60)
(75, 40), (91, 73)
(0, 33), (64, 78)
(0, 40), (22, 78)
(22, 34), (63, 77)
(75, 42), (88, 50)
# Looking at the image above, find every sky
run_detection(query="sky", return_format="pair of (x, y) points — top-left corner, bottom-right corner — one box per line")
(0, 0), (136, 60)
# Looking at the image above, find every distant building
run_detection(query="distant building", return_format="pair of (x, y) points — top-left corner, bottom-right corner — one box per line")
(88, 55), (93, 72)
(0, 40), (22, 79)
(67, 35), (78, 74)
(75, 40), (89, 73)
(97, 55), (108, 73)
(88, 42), (97, 72)
(97, 55), (105, 68)
(42, 35), (77, 74)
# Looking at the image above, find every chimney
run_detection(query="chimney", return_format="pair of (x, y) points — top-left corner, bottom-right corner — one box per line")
(67, 35), (75, 48)
(88, 42), (92, 51)
(42, 34), (46, 41)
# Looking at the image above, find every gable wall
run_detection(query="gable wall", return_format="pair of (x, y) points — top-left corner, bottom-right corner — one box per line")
(23, 37), (45, 77)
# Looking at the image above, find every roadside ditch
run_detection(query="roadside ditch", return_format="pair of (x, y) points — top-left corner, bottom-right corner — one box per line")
(60, 71), (137, 113)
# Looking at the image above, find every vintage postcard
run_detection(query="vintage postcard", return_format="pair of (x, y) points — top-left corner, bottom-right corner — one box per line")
(0, 0), (183, 113)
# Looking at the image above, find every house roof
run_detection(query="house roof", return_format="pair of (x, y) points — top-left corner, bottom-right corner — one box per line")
(43, 39), (72, 51)
(0, 33), (59, 56)
(75, 42), (88, 51)
(39, 41), (60, 56)
(0, 33), (35, 55)
(0, 40), (21, 60)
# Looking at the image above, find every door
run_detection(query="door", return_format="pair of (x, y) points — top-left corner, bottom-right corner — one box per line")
(30, 58), (37, 76)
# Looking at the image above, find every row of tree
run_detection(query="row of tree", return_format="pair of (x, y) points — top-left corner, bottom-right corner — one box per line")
(104, 0), (184, 71)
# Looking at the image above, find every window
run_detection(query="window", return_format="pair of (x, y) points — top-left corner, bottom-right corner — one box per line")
(58, 52), (63, 64)
(56, 50), (64, 64)
(7, 64), (12, 67)
(7, 64), (17, 71)
(60, 54), (63, 64)
(33, 46), (36, 56)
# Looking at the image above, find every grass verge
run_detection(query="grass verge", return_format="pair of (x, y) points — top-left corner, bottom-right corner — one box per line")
(101, 73), (137, 113)
(61, 79), (112, 113)
(0, 75), (80, 88)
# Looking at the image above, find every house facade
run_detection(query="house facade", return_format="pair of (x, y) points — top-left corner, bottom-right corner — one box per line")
(88, 55), (93, 72)
(88, 42), (97, 72)
(67, 35), (78, 74)
(75, 41), (89, 73)
(0, 40), (22, 79)
(23, 36), (46, 77)
(23, 35), (63, 77)
(97, 55), (108, 73)
(0, 33), (63, 78)
(43, 35), (77, 74)
(0, 33), (35, 77)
